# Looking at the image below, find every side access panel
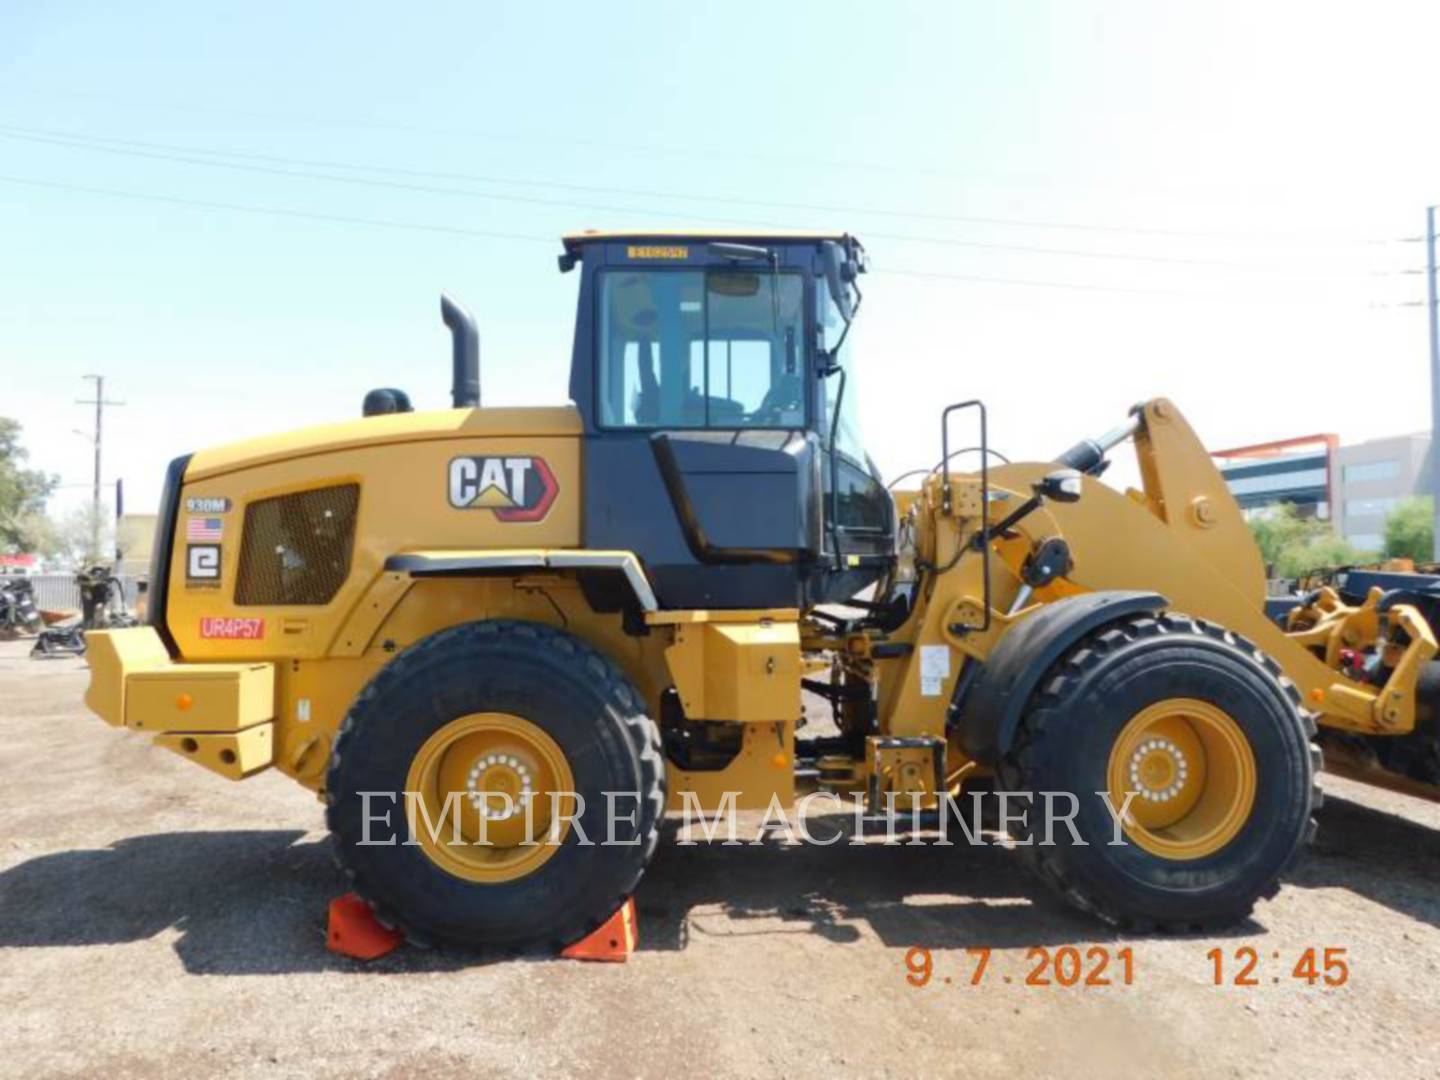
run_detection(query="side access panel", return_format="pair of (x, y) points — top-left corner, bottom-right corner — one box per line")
(656, 611), (801, 811)
(583, 432), (814, 610)
(650, 430), (820, 560)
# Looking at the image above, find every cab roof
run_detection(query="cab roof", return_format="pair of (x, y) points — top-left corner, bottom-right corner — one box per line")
(560, 229), (855, 252)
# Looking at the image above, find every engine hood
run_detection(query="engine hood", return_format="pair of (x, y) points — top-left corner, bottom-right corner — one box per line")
(185, 406), (582, 481)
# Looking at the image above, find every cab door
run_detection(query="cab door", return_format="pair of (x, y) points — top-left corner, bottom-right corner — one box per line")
(582, 251), (821, 609)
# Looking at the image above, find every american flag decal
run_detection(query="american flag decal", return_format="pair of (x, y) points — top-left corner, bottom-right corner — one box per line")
(186, 517), (223, 542)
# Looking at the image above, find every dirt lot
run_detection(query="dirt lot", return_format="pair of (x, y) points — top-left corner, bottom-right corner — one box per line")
(1, 638), (1438, 1079)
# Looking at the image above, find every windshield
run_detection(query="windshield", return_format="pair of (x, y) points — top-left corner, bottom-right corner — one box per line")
(598, 269), (806, 428)
(819, 283), (867, 464)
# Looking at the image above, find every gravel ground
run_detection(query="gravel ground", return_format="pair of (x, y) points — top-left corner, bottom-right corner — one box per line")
(1, 637), (1438, 1079)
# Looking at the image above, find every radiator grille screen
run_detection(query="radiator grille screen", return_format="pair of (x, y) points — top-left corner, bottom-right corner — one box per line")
(235, 484), (359, 606)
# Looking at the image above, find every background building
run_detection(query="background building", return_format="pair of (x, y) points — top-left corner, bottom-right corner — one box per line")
(1213, 435), (1336, 521)
(1334, 434), (1431, 552)
(1214, 432), (1431, 553)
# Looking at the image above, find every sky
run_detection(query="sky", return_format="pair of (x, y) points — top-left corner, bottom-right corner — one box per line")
(3, 1), (1440, 516)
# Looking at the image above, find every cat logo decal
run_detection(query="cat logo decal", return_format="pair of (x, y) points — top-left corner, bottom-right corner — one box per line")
(447, 456), (559, 522)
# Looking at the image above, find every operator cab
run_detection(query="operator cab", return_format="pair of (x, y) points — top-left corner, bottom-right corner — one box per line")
(560, 232), (893, 610)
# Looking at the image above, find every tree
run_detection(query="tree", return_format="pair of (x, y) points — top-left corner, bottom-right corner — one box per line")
(1245, 503), (1375, 579)
(0, 418), (59, 553)
(11, 511), (60, 560)
(49, 503), (114, 569)
(1286, 533), (1374, 578)
(1247, 504), (1318, 572)
(1383, 496), (1433, 563)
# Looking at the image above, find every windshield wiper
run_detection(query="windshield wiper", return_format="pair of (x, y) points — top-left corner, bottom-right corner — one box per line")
(709, 242), (781, 340)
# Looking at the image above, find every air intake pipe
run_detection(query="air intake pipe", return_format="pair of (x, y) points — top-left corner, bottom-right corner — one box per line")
(442, 292), (481, 409)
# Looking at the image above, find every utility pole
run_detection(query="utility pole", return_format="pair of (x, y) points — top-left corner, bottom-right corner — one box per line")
(1429, 207), (1440, 561)
(75, 375), (124, 564)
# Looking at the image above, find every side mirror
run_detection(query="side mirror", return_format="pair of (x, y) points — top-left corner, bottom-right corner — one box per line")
(1034, 468), (1083, 504)
(820, 241), (854, 321)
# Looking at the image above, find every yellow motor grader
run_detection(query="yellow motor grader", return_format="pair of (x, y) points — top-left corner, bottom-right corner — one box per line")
(84, 232), (1437, 950)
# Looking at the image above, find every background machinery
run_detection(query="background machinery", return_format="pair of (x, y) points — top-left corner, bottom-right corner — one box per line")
(82, 231), (1436, 950)
(0, 575), (42, 638)
(1279, 565), (1440, 797)
(32, 564), (138, 658)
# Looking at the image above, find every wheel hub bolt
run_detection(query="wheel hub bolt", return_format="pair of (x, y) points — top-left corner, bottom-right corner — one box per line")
(1128, 738), (1189, 803)
(466, 753), (534, 820)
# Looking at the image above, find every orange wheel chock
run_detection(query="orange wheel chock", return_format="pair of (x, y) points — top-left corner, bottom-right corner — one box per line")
(560, 898), (637, 963)
(327, 892), (404, 961)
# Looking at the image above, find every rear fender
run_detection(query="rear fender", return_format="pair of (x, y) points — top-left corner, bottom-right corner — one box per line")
(957, 590), (1167, 764)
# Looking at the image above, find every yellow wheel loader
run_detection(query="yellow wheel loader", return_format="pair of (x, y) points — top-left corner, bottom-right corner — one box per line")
(83, 232), (1437, 950)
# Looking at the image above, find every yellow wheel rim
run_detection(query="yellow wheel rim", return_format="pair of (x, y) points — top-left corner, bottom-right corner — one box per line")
(1105, 698), (1257, 861)
(404, 712), (574, 884)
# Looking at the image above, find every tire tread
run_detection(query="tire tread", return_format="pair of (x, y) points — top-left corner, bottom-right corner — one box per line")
(324, 619), (664, 951)
(997, 611), (1321, 933)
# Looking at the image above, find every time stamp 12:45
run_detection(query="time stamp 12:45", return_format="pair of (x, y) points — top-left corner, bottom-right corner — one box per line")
(902, 945), (1351, 988)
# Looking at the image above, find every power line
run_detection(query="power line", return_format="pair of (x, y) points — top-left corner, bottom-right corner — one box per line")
(3, 86), (1368, 210)
(0, 121), (1330, 241)
(0, 172), (1424, 307)
(4, 123), (1415, 266)
(0, 124), (1419, 276)
(873, 265), (1216, 298)
(0, 172), (553, 244)
(875, 265), (1428, 304)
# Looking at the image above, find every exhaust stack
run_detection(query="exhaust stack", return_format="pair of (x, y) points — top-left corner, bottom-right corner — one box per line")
(442, 292), (480, 409)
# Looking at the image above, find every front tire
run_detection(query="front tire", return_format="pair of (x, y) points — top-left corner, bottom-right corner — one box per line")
(998, 612), (1318, 931)
(326, 619), (664, 951)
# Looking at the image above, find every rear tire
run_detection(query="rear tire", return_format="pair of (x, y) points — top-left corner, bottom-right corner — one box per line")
(997, 612), (1318, 931)
(326, 619), (665, 951)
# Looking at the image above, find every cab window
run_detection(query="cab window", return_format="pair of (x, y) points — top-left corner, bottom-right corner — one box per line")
(598, 270), (806, 428)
